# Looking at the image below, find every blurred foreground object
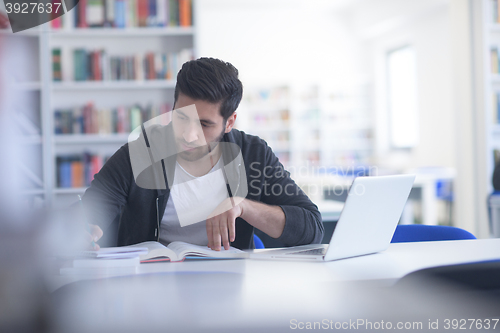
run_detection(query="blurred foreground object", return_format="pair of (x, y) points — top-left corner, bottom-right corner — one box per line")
(0, 13), (10, 29)
(0, 27), (52, 333)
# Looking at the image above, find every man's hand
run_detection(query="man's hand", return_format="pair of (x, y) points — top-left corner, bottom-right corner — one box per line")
(205, 197), (286, 251)
(206, 197), (245, 251)
(86, 224), (103, 250)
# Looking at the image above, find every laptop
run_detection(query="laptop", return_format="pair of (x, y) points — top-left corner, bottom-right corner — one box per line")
(250, 174), (416, 261)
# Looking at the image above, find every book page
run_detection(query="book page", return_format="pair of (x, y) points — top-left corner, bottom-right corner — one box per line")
(126, 241), (178, 261)
(167, 241), (247, 259)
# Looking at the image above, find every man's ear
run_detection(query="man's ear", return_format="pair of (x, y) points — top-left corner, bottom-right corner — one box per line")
(224, 112), (237, 133)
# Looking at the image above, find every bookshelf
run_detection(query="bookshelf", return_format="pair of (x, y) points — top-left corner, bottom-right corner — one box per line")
(236, 84), (373, 175)
(484, 0), (500, 193)
(52, 80), (177, 90)
(49, 27), (194, 37)
(1, 26), (46, 208)
(236, 86), (291, 166)
(3, 0), (196, 208)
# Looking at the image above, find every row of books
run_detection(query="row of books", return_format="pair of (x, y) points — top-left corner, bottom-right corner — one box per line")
(56, 153), (109, 188)
(492, 47), (500, 74)
(54, 102), (172, 134)
(274, 151), (371, 170)
(249, 110), (290, 126)
(51, 0), (192, 29)
(52, 48), (193, 82)
(493, 0), (500, 24)
(493, 92), (500, 124)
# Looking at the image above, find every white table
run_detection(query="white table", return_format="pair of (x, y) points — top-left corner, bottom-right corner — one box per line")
(48, 239), (500, 333)
(49, 238), (500, 289)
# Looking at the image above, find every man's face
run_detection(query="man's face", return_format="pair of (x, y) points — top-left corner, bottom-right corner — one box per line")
(172, 93), (233, 162)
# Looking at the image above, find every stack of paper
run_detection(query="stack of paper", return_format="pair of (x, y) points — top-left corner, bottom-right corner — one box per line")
(79, 246), (149, 259)
(60, 246), (149, 275)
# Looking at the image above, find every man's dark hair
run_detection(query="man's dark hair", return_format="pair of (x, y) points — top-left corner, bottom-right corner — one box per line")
(174, 57), (243, 121)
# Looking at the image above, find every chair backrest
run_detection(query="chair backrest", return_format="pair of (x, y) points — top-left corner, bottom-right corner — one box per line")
(487, 191), (500, 237)
(391, 225), (476, 243)
(253, 234), (265, 249)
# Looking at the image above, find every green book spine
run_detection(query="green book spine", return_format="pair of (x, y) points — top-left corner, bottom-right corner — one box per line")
(52, 48), (62, 81)
(130, 106), (142, 131)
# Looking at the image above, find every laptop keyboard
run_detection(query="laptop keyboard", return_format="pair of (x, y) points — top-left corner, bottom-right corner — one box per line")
(286, 247), (326, 256)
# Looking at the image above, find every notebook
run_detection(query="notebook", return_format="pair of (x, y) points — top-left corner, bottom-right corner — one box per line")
(250, 174), (416, 262)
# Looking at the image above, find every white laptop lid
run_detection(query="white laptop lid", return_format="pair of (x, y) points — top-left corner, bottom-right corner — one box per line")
(324, 174), (415, 261)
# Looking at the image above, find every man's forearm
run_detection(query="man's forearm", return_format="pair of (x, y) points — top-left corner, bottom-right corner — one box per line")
(240, 199), (285, 238)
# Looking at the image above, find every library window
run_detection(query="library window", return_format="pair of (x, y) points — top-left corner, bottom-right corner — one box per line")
(387, 45), (419, 148)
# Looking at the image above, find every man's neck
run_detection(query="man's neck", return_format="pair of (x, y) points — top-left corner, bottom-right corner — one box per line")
(177, 145), (221, 177)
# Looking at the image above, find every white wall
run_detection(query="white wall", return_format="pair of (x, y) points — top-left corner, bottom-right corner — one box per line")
(196, 0), (454, 171)
(451, 0), (490, 238)
(368, 5), (454, 170)
(336, 0), (454, 171)
(195, 0), (368, 87)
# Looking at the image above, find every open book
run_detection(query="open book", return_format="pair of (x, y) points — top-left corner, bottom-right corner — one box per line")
(126, 241), (248, 263)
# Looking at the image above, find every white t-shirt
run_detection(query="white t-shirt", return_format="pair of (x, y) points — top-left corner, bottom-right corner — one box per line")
(159, 157), (228, 246)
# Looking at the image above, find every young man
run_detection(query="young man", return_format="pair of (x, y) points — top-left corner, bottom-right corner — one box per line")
(82, 57), (323, 251)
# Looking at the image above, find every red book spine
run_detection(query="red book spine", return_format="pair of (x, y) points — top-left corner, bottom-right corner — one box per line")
(94, 51), (102, 81)
(90, 155), (103, 182)
(148, 53), (155, 80)
(51, 0), (62, 28)
(51, 7), (62, 29)
(78, 0), (88, 28)
(138, 0), (148, 27)
(117, 107), (124, 133)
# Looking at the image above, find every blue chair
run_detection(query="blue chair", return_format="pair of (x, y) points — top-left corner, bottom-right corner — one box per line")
(253, 234), (265, 249)
(391, 224), (476, 243)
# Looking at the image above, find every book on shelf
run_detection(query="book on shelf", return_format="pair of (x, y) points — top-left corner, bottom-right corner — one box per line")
(104, 0), (115, 26)
(87, 0), (106, 26)
(64, 0), (191, 29)
(179, 0), (191, 27)
(168, 0), (179, 26)
(56, 153), (107, 188)
(52, 48), (62, 81)
(54, 102), (172, 134)
(493, 0), (500, 24)
(492, 47), (499, 74)
(157, 0), (167, 26)
(56, 47), (193, 82)
(126, 241), (248, 263)
(138, 0), (148, 26)
(51, 0), (63, 29)
(114, 0), (126, 27)
(77, 0), (89, 28)
(494, 92), (500, 124)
